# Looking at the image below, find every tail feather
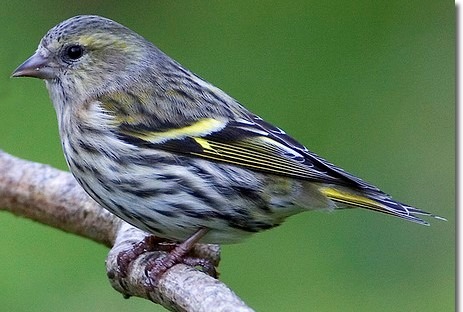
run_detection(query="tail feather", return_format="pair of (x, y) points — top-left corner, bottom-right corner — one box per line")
(319, 187), (446, 225)
(403, 204), (448, 221)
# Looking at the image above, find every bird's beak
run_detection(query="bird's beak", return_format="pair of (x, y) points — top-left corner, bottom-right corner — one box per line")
(12, 51), (56, 80)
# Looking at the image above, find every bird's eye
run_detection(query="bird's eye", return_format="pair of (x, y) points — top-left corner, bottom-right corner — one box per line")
(64, 44), (84, 61)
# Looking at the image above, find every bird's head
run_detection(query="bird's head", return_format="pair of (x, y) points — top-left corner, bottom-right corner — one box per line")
(12, 15), (155, 100)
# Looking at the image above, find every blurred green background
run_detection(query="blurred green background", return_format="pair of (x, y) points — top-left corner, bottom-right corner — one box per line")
(0, 1), (453, 311)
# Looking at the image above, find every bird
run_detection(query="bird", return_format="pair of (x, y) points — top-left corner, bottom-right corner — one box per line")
(12, 15), (444, 277)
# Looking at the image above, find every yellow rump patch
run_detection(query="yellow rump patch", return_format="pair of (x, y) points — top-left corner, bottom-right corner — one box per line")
(319, 187), (385, 210)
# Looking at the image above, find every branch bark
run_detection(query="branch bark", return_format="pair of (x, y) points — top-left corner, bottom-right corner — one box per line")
(0, 150), (253, 312)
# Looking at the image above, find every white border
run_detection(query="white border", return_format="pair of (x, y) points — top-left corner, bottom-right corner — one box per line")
(455, 1), (460, 310)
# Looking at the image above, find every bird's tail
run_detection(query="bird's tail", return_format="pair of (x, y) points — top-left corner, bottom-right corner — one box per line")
(319, 186), (446, 225)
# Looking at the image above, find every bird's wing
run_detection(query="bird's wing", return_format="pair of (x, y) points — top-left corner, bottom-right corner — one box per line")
(115, 109), (378, 191)
(110, 103), (443, 225)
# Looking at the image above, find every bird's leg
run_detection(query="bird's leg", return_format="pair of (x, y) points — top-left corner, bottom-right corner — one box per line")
(116, 235), (168, 277)
(115, 228), (216, 288)
(145, 228), (216, 287)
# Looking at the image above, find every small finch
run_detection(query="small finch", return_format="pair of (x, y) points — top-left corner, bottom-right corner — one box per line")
(12, 15), (444, 275)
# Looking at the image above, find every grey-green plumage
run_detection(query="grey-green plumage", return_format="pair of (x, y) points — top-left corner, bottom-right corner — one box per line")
(12, 15), (444, 244)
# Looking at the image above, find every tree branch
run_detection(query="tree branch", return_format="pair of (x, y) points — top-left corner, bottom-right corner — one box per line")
(0, 150), (253, 312)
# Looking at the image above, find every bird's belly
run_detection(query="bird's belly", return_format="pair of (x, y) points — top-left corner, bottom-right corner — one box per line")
(63, 141), (304, 243)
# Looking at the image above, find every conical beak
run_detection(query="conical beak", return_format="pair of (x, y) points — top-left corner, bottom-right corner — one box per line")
(12, 52), (56, 79)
